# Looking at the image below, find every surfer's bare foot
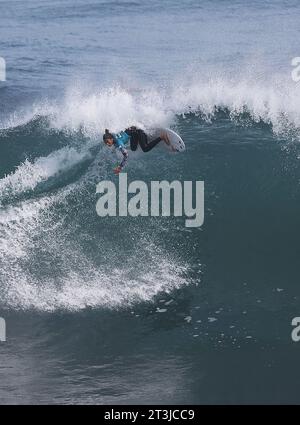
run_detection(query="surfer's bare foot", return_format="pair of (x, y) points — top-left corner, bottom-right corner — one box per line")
(160, 131), (177, 152)
(160, 131), (171, 145)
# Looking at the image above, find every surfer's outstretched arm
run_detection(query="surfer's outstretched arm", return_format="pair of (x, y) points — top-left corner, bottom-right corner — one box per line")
(119, 146), (128, 169)
(114, 146), (128, 174)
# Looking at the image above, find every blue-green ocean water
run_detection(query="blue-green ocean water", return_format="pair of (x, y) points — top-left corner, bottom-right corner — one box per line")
(1, 0), (300, 404)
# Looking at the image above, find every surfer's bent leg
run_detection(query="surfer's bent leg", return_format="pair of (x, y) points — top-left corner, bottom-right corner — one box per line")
(138, 130), (162, 152)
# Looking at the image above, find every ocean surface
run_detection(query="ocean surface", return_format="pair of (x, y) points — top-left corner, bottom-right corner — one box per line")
(1, 0), (300, 404)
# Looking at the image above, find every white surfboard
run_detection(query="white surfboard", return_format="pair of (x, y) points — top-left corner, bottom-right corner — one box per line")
(149, 128), (186, 153)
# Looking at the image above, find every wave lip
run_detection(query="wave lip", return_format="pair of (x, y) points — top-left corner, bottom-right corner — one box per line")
(169, 76), (300, 137)
(3, 74), (300, 140)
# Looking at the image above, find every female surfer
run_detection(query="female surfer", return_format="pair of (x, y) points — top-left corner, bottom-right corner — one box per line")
(103, 127), (172, 174)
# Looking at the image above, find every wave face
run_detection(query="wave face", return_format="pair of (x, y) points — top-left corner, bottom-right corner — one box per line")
(1, 80), (300, 312)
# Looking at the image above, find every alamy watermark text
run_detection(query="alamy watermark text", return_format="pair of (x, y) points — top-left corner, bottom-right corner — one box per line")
(0, 318), (6, 342)
(291, 57), (300, 82)
(96, 173), (204, 228)
(0, 57), (6, 81)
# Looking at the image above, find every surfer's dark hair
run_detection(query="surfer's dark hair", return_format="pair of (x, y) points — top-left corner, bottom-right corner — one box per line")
(103, 129), (114, 142)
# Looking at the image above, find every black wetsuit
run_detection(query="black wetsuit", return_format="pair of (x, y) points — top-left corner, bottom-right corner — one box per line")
(125, 128), (162, 152)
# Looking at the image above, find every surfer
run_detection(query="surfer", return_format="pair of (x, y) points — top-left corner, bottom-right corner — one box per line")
(103, 126), (172, 174)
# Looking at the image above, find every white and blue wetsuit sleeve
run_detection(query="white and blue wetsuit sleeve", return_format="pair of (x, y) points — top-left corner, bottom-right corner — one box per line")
(118, 146), (129, 170)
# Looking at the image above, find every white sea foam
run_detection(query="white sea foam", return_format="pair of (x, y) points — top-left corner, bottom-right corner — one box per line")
(49, 78), (300, 137)
(3, 257), (187, 312)
(0, 146), (92, 202)
(49, 85), (172, 137)
(0, 203), (187, 311)
(15, 75), (300, 138)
